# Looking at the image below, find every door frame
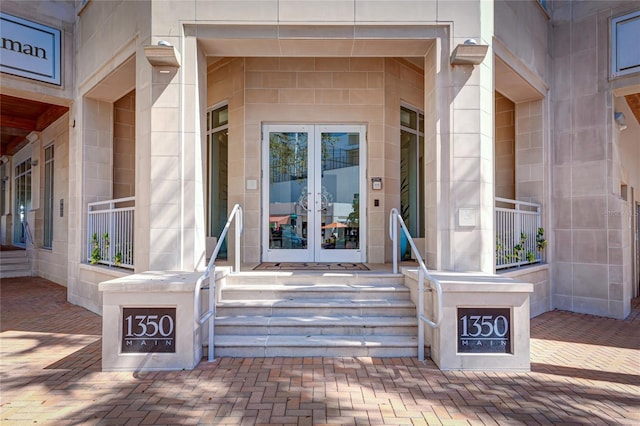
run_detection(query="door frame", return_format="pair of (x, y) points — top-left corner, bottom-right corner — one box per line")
(261, 123), (367, 263)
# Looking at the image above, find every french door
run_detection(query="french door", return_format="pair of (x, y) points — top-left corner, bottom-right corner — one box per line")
(262, 124), (366, 263)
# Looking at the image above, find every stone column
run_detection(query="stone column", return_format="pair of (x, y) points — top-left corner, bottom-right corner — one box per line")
(427, 1), (495, 273)
(137, 35), (206, 272)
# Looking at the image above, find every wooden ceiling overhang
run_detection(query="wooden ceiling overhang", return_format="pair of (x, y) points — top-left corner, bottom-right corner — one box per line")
(0, 94), (69, 157)
(624, 93), (640, 125)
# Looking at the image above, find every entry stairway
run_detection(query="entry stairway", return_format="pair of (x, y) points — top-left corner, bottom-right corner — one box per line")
(0, 249), (31, 279)
(213, 272), (420, 357)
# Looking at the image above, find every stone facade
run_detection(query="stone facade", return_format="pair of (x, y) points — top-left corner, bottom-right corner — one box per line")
(0, 0), (638, 319)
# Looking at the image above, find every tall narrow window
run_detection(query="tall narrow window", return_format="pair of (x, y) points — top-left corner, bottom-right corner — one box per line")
(43, 145), (54, 249)
(207, 104), (229, 259)
(13, 158), (32, 246)
(0, 162), (6, 216)
(400, 105), (425, 240)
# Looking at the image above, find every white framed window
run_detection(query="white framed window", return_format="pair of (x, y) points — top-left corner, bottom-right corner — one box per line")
(400, 104), (425, 242)
(43, 144), (54, 249)
(206, 103), (229, 258)
(536, 0), (550, 18)
(611, 10), (640, 78)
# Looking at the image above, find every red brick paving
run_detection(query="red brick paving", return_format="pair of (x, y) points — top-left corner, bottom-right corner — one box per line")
(1, 277), (639, 425)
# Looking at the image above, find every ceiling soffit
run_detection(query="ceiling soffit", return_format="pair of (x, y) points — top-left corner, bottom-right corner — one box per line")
(189, 24), (440, 58)
(624, 93), (640, 125)
(0, 94), (69, 157)
(494, 56), (543, 103)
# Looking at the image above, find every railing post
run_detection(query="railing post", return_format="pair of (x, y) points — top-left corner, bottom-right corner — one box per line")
(391, 209), (398, 274)
(418, 268), (425, 361)
(208, 274), (215, 362)
(235, 207), (241, 273)
(109, 200), (114, 267)
(514, 201), (522, 267)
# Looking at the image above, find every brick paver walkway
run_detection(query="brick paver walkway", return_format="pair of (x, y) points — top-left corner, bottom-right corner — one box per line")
(1, 277), (639, 425)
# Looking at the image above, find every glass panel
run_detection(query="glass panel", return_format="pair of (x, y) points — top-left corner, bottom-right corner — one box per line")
(419, 134), (425, 237)
(13, 159), (32, 246)
(44, 146), (54, 248)
(0, 163), (5, 215)
(269, 132), (309, 250)
(400, 104), (425, 244)
(209, 128), (228, 257)
(320, 132), (359, 251)
(212, 105), (228, 128)
(401, 130), (418, 242)
(401, 106), (417, 128)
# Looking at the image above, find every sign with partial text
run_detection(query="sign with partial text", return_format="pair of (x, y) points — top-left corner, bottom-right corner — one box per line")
(1, 13), (61, 85)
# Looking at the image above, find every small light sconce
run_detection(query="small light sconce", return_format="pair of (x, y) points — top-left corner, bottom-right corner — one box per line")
(31, 159), (38, 166)
(450, 39), (489, 66)
(614, 111), (627, 131)
(144, 40), (181, 67)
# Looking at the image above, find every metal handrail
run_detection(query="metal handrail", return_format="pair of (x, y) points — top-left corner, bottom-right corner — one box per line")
(194, 203), (243, 362)
(23, 221), (33, 245)
(495, 197), (542, 270)
(389, 208), (442, 361)
(87, 197), (136, 269)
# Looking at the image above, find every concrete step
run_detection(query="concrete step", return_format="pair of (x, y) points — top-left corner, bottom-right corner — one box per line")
(0, 250), (28, 260)
(215, 315), (418, 336)
(1, 256), (30, 265)
(0, 251), (31, 278)
(211, 272), (420, 357)
(216, 298), (417, 317)
(0, 270), (32, 278)
(221, 282), (410, 301)
(213, 334), (418, 358)
(225, 272), (405, 286)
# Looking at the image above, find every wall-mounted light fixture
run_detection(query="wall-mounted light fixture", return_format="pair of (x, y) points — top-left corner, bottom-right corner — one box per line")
(614, 111), (627, 131)
(144, 40), (181, 67)
(450, 39), (489, 66)
(26, 132), (38, 144)
(31, 159), (38, 167)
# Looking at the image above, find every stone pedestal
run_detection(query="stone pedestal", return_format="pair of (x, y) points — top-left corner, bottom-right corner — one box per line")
(430, 272), (533, 371)
(99, 271), (203, 371)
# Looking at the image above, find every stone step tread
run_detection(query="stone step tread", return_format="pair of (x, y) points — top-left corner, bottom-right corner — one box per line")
(0, 264), (31, 271)
(225, 274), (405, 286)
(228, 272), (403, 278)
(0, 259), (30, 266)
(0, 251), (28, 259)
(0, 271), (32, 278)
(215, 315), (417, 327)
(217, 298), (415, 308)
(222, 283), (408, 290)
(214, 334), (418, 348)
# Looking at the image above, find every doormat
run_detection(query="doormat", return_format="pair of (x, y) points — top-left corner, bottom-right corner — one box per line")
(254, 262), (369, 271)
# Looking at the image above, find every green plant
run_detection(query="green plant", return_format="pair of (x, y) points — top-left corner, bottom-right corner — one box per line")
(89, 232), (110, 265)
(497, 228), (547, 267)
(513, 232), (527, 261)
(114, 249), (123, 266)
(536, 227), (547, 252)
(89, 233), (101, 265)
(103, 232), (110, 250)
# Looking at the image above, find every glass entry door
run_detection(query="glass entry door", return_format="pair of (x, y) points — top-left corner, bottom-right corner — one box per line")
(262, 124), (365, 263)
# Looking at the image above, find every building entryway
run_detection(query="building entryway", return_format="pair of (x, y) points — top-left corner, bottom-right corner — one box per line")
(262, 124), (365, 263)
